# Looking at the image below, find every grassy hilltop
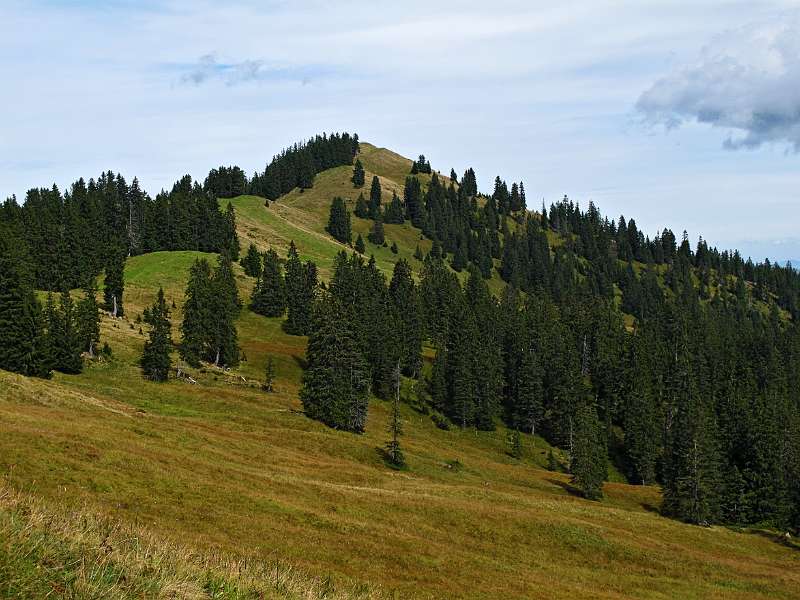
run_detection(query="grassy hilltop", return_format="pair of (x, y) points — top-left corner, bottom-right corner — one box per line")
(1, 143), (799, 599)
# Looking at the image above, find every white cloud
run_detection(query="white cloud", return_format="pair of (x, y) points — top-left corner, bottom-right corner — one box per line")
(637, 17), (800, 150)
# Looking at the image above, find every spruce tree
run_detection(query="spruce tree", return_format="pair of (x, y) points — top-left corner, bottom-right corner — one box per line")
(326, 196), (352, 244)
(368, 175), (382, 219)
(368, 213), (385, 246)
(351, 159), (365, 187)
(240, 243), (262, 277)
(284, 242), (316, 335)
(570, 403), (607, 500)
(354, 192), (369, 219)
(263, 355), (276, 392)
(76, 279), (101, 357)
(220, 202), (240, 261)
(180, 258), (213, 367)
(104, 247), (125, 318)
(47, 290), (83, 374)
(210, 253), (241, 366)
(388, 259), (422, 376)
(0, 231), (49, 378)
(300, 296), (369, 432)
(384, 191), (404, 224)
(141, 287), (172, 381)
(354, 233), (365, 254)
(251, 248), (286, 317)
(385, 362), (405, 468)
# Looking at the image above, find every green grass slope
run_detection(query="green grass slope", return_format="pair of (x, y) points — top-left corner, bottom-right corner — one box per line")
(2, 145), (800, 599)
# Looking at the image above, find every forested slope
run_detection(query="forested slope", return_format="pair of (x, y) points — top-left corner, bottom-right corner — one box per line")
(1, 133), (799, 599)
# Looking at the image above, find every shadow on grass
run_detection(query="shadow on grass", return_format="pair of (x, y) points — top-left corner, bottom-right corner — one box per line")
(640, 503), (660, 514)
(546, 478), (583, 498)
(290, 354), (308, 370)
(374, 446), (407, 471)
(747, 528), (800, 552)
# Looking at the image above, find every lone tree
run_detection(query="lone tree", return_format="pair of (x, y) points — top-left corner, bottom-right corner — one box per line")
(368, 176), (382, 219)
(141, 287), (172, 382)
(104, 246), (125, 317)
(570, 404), (607, 500)
(300, 296), (369, 432)
(385, 361), (405, 468)
(263, 355), (276, 392)
(326, 196), (352, 244)
(354, 234), (366, 254)
(351, 159), (365, 187)
(251, 248), (286, 317)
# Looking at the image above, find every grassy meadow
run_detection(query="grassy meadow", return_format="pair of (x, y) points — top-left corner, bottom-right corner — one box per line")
(1, 143), (799, 599)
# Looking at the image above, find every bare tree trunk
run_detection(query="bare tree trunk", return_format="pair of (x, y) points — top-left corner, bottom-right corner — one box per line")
(112, 295), (118, 319)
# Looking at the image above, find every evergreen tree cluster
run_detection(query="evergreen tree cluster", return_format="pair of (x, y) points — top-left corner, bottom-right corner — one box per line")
(299, 255), (423, 430)
(0, 172), (240, 291)
(248, 133), (359, 200)
(410, 154), (432, 175)
(204, 165), (248, 199)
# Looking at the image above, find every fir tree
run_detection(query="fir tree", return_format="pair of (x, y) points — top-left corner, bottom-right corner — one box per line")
(390, 241), (398, 254)
(0, 232), (49, 378)
(368, 213), (385, 246)
(240, 243), (262, 278)
(368, 176), (382, 219)
(104, 247), (125, 318)
(326, 196), (352, 244)
(263, 355), (276, 392)
(251, 248), (286, 317)
(389, 259), (422, 376)
(354, 233), (366, 254)
(570, 403), (607, 500)
(47, 290), (83, 374)
(221, 202), (240, 261)
(76, 278), (101, 357)
(141, 287), (172, 381)
(508, 428), (523, 459)
(284, 242), (316, 335)
(301, 296), (369, 432)
(180, 259), (213, 367)
(354, 192), (369, 219)
(384, 192), (404, 224)
(385, 362), (405, 468)
(209, 253), (241, 366)
(351, 159), (365, 187)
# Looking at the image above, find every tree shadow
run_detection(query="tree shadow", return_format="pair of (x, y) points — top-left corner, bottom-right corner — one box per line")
(374, 446), (406, 471)
(640, 503), (660, 514)
(291, 355), (308, 370)
(746, 528), (800, 552)
(546, 477), (583, 498)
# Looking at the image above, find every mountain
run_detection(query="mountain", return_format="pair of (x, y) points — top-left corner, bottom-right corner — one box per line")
(1, 136), (799, 599)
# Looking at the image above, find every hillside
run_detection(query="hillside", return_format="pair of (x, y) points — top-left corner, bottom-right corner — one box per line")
(2, 142), (800, 599)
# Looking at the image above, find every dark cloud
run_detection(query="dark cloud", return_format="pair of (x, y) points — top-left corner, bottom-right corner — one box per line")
(637, 20), (800, 150)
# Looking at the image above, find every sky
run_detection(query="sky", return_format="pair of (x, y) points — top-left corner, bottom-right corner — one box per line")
(2, 0), (799, 264)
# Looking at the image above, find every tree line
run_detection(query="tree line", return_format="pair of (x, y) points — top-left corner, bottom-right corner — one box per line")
(0, 172), (240, 292)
